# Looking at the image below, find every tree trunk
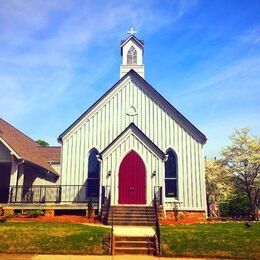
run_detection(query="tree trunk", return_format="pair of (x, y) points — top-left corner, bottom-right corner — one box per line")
(206, 195), (210, 217)
(247, 190), (257, 221)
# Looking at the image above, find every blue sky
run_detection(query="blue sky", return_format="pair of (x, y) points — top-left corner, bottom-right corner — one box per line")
(0, 0), (259, 157)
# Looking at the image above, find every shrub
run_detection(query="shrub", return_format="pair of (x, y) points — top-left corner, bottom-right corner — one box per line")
(26, 210), (44, 218)
(228, 195), (250, 218)
(219, 195), (250, 219)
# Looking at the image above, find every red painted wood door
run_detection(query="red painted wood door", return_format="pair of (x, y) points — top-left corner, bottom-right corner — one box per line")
(118, 151), (146, 204)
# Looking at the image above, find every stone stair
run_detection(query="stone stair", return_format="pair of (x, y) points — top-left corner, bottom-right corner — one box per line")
(107, 206), (163, 226)
(113, 235), (156, 255)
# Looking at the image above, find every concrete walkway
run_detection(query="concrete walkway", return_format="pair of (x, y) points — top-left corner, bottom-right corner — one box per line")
(0, 254), (210, 260)
(113, 225), (155, 237)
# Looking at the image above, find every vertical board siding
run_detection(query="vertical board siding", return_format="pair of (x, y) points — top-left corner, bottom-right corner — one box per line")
(61, 78), (205, 210)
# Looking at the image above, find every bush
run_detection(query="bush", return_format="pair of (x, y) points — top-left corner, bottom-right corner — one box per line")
(220, 195), (250, 219)
(26, 210), (44, 218)
(4, 212), (20, 218)
(228, 195), (250, 218)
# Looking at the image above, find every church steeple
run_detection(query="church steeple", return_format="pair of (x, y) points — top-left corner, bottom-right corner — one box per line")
(120, 28), (145, 78)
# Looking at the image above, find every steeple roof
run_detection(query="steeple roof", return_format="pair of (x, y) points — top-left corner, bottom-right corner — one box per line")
(120, 35), (144, 56)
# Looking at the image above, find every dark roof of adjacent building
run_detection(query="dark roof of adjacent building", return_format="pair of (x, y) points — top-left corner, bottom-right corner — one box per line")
(58, 69), (207, 144)
(39, 146), (61, 164)
(0, 118), (60, 175)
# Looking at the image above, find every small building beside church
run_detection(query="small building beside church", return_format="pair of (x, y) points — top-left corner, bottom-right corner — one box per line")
(58, 32), (207, 220)
(0, 118), (60, 204)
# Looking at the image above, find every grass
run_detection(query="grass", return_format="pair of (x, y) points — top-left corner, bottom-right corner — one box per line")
(0, 222), (110, 255)
(161, 222), (260, 259)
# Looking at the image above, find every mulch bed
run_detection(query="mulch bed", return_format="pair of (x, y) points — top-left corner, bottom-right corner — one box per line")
(7, 215), (100, 224)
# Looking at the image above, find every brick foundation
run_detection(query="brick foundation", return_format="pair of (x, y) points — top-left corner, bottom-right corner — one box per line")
(3, 209), (14, 215)
(161, 210), (206, 224)
(44, 209), (55, 217)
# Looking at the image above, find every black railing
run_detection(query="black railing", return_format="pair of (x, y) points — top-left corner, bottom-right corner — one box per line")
(153, 186), (162, 256)
(111, 210), (114, 255)
(101, 186), (111, 224)
(8, 185), (99, 205)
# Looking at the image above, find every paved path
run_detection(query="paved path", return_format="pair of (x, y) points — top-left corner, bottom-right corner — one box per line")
(113, 225), (155, 236)
(0, 254), (210, 260)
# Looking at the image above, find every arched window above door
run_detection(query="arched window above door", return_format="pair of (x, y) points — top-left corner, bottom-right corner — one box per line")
(127, 46), (137, 65)
(165, 149), (178, 198)
(87, 148), (100, 197)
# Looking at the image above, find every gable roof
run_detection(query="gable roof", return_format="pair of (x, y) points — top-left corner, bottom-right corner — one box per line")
(58, 69), (207, 144)
(120, 35), (144, 56)
(120, 35), (144, 47)
(0, 118), (60, 175)
(100, 123), (165, 160)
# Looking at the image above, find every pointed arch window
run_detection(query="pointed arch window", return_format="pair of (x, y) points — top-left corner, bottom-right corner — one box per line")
(165, 149), (178, 198)
(87, 149), (100, 197)
(127, 46), (137, 65)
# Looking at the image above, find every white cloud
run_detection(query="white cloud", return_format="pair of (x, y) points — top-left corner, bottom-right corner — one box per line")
(0, 0), (196, 120)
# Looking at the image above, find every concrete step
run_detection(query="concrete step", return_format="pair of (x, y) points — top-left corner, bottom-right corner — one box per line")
(114, 247), (155, 255)
(115, 236), (154, 242)
(115, 241), (154, 248)
(113, 234), (156, 255)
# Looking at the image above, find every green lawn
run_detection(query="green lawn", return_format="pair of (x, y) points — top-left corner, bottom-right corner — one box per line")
(0, 222), (110, 255)
(161, 222), (260, 259)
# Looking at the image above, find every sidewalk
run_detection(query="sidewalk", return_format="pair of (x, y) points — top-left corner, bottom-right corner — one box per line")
(0, 254), (211, 260)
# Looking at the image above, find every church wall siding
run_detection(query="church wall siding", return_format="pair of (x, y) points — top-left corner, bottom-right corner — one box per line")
(61, 77), (206, 211)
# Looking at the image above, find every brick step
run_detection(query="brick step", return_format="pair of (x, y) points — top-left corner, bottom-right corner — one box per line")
(109, 220), (155, 224)
(115, 236), (154, 242)
(115, 241), (154, 248)
(111, 207), (154, 211)
(109, 215), (155, 219)
(111, 206), (155, 209)
(114, 247), (155, 255)
(109, 222), (155, 226)
(110, 217), (155, 222)
(109, 212), (156, 216)
(110, 210), (155, 214)
(109, 216), (155, 220)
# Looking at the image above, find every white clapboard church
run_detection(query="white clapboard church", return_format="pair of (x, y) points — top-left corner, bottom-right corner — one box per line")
(58, 29), (207, 223)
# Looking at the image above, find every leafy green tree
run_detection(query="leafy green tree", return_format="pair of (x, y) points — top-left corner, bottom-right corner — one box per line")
(222, 128), (260, 220)
(36, 139), (49, 147)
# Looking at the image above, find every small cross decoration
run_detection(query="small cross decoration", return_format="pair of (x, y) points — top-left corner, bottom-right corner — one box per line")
(127, 27), (137, 35)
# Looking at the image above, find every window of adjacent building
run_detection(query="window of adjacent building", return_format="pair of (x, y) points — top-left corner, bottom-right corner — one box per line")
(127, 46), (137, 65)
(165, 149), (178, 198)
(87, 149), (100, 197)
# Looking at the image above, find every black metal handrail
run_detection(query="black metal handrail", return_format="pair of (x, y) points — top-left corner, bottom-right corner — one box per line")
(100, 186), (113, 254)
(101, 186), (111, 224)
(111, 210), (114, 255)
(8, 185), (99, 204)
(153, 186), (162, 256)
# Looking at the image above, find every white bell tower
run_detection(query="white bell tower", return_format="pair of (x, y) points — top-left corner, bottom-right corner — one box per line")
(120, 28), (145, 78)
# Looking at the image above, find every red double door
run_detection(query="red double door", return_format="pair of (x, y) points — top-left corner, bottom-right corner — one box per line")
(118, 151), (146, 204)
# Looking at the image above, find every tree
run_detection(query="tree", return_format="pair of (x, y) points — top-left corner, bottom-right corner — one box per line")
(222, 128), (260, 220)
(36, 139), (49, 147)
(205, 158), (233, 216)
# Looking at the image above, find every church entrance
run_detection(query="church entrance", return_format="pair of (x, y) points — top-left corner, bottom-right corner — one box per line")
(118, 150), (146, 204)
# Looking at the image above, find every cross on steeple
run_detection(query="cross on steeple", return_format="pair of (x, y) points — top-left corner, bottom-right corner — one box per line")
(127, 27), (137, 35)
